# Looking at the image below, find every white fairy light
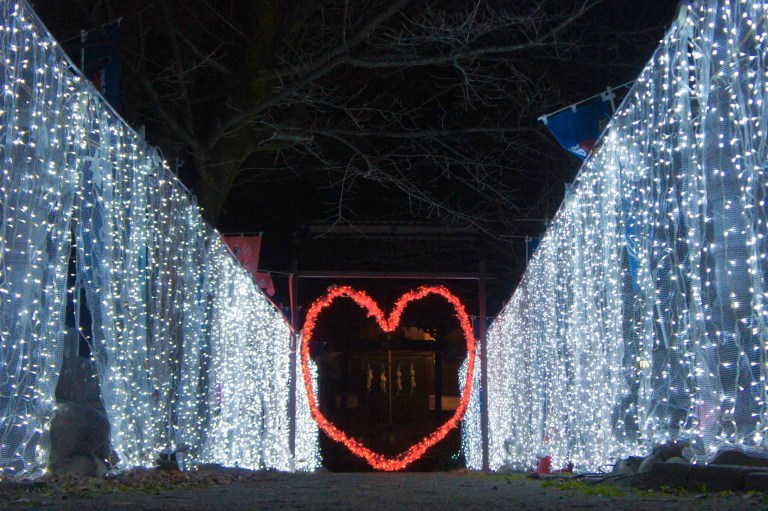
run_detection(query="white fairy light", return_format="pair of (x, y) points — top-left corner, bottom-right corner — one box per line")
(460, 346), (482, 470)
(0, 0), (317, 479)
(294, 343), (322, 471)
(481, 0), (768, 472)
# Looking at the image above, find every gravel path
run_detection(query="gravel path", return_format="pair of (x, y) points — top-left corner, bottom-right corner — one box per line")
(1, 469), (766, 510)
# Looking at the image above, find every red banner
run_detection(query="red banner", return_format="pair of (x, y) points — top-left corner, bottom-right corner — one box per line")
(223, 234), (261, 277)
(256, 272), (275, 296)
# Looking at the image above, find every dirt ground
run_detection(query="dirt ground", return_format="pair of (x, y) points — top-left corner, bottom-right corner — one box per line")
(1, 468), (767, 510)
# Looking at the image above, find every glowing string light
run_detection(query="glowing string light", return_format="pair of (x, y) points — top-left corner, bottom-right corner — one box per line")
(468, 0), (768, 473)
(0, 0), (319, 479)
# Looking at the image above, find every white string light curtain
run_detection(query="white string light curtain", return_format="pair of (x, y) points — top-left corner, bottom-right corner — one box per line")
(0, 1), (319, 479)
(467, 0), (768, 472)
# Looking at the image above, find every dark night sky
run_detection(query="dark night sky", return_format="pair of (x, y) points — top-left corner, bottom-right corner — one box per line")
(31, 0), (680, 316)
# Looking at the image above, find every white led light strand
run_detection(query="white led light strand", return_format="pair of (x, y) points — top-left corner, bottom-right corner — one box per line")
(477, 0), (768, 472)
(460, 346), (481, 470)
(0, 1), (77, 478)
(294, 341), (322, 472)
(0, 1), (318, 479)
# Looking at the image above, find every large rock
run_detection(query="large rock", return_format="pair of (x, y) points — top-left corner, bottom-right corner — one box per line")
(638, 440), (689, 472)
(51, 454), (109, 478)
(48, 400), (113, 477)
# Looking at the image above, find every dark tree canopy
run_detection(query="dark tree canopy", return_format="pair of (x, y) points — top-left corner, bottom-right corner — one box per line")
(34, 0), (677, 311)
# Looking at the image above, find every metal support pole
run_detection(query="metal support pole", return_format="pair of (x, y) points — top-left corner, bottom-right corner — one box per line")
(80, 30), (86, 72)
(525, 236), (530, 264)
(388, 350), (393, 426)
(479, 260), (490, 471)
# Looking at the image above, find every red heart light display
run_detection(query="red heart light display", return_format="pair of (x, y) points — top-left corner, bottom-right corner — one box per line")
(300, 285), (477, 471)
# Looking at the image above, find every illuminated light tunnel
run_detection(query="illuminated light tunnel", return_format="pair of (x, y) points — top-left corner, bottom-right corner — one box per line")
(3, 0), (768, 479)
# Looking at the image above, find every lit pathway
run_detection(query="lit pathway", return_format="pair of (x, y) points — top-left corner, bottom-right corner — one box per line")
(0, 470), (763, 510)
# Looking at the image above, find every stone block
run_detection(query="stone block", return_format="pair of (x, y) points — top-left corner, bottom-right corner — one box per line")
(744, 472), (768, 491)
(646, 462), (746, 492)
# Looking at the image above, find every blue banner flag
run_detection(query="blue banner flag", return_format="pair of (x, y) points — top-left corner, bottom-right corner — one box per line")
(539, 94), (613, 159)
(83, 21), (121, 110)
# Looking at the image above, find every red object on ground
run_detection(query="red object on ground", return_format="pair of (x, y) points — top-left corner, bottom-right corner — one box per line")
(536, 456), (552, 474)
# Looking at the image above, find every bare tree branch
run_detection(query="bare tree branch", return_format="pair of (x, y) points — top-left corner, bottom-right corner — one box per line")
(46, 0), (665, 237)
